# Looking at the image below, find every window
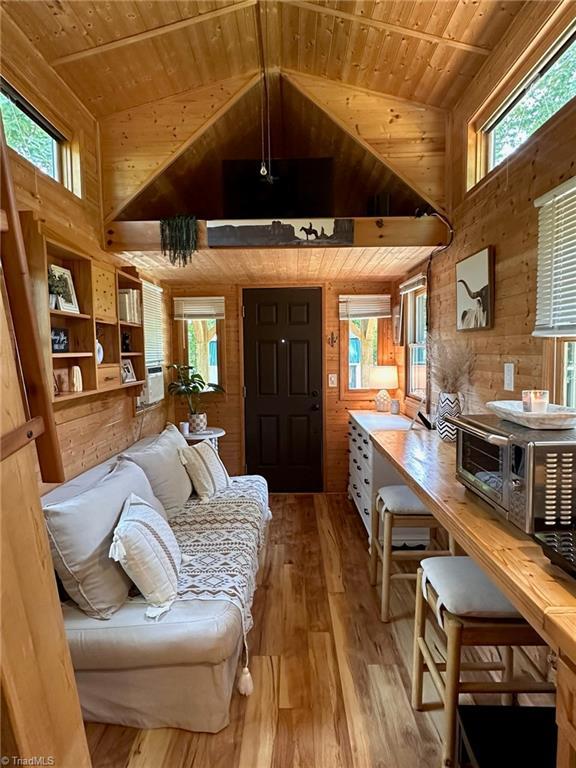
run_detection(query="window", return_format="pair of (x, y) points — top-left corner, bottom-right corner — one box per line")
(140, 281), (165, 405)
(485, 28), (576, 171)
(560, 339), (576, 408)
(173, 296), (225, 387)
(339, 294), (392, 393)
(0, 80), (65, 181)
(400, 273), (428, 400)
(533, 176), (576, 337)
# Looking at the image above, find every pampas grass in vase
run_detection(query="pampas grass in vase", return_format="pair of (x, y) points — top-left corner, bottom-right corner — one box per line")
(428, 334), (475, 442)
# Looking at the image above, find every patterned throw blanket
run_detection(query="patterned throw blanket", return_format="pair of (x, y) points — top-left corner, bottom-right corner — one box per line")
(168, 476), (270, 640)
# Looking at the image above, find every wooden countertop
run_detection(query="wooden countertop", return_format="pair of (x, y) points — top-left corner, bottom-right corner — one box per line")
(371, 428), (576, 659)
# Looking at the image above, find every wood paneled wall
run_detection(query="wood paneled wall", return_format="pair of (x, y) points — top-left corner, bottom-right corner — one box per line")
(169, 280), (394, 492)
(426, 2), (576, 414)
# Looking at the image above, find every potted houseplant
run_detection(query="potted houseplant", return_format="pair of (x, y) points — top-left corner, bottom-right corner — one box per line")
(167, 363), (224, 433)
(428, 334), (475, 442)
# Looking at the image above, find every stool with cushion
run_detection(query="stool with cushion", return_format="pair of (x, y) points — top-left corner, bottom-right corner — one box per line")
(411, 557), (554, 768)
(369, 485), (455, 622)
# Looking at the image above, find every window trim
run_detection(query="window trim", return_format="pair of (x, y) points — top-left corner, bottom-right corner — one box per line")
(543, 337), (576, 406)
(405, 286), (428, 403)
(339, 317), (391, 401)
(467, 12), (576, 191)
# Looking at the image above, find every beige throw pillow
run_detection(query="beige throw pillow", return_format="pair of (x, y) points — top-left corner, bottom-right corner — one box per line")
(180, 441), (230, 500)
(121, 424), (192, 517)
(43, 460), (164, 619)
(109, 493), (182, 619)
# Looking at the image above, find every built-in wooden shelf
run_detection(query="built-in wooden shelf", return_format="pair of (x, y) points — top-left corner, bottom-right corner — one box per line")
(119, 320), (142, 327)
(121, 351), (143, 357)
(52, 352), (94, 359)
(117, 271), (142, 286)
(122, 380), (145, 388)
(50, 309), (91, 320)
(94, 316), (118, 326)
(54, 389), (99, 403)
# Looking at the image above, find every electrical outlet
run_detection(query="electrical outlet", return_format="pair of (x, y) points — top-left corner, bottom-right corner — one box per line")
(504, 363), (515, 391)
(328, 373), (338, 388)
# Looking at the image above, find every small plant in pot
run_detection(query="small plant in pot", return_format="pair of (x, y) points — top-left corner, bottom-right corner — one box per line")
(167, 363), (224, 433)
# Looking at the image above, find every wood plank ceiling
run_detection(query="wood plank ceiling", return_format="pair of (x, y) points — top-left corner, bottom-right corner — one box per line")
(3, 1), (526, 116)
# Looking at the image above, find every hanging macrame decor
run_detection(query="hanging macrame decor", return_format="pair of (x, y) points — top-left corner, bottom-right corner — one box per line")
(160, 215), (198, 267)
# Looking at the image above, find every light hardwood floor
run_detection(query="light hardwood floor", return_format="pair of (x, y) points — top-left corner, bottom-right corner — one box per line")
(86, 493), (549, 768)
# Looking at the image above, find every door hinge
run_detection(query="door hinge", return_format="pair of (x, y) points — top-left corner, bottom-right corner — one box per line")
(242, 305), (245, 318)
(242, 386), (247, 398)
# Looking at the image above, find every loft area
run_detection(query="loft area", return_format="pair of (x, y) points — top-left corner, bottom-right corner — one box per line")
(1, 3), (576, 768)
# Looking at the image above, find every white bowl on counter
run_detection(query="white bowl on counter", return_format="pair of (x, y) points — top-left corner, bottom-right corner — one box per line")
(486, 400), (576, 429)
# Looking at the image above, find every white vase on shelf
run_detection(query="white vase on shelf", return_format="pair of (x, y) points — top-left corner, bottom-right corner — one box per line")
(436, 392), (461, 442)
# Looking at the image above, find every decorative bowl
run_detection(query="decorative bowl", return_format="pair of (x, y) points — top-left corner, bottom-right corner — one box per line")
(486, 400), (576, 430)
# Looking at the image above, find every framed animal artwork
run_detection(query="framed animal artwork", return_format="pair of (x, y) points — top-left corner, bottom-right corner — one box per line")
(456, 247), (494, 331)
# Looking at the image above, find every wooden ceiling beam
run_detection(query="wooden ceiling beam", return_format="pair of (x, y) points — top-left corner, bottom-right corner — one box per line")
(51, 0), (258, 67)
(103, 73), (261, 224)
(105, 217), (448, 252)
(281, 0), (492, 56)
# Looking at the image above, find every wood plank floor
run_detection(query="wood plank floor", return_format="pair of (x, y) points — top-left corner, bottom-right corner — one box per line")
(86, 493), (549, 768)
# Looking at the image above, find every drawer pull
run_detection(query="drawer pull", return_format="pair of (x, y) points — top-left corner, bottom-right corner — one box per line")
(356, 492), (361, 499)
(352, 438), (357, 443)
(364, 479), (369, 485)
(363, 439), (368, 445)
(363, 453), (368, 459)
(353, 484), (357, 489)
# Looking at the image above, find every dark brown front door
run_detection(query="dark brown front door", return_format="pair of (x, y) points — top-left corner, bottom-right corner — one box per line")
(243, 287), (323, 492)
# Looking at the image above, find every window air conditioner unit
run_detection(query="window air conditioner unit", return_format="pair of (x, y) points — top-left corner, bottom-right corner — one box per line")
(139, 365), (164, 406)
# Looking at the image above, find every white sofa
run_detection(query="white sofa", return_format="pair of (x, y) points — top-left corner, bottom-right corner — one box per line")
(41, 435), (270, 733)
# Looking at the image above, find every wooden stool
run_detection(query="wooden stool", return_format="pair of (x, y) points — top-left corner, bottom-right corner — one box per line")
(411, 557), (555, 768)
(369, 485), (454, 622)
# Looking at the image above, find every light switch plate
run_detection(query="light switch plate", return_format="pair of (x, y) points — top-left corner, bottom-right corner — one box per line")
(504, 363), (514, 391)
(328, 373), (338, 388)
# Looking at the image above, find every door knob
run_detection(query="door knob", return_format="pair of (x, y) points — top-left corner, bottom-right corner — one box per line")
(312, 389), (319, 397)
(312, 403), (320, 411)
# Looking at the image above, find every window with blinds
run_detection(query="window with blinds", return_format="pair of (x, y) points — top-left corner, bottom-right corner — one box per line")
(533, 176), (576, 337)
(173, 296), (225, 385)
(338, 294), (391, 320)
(142, 281), (165, 366)
(339, 294), (391, 391)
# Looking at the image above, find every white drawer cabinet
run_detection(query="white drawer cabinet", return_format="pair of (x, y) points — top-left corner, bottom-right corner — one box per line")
(347, 410), (428, 546)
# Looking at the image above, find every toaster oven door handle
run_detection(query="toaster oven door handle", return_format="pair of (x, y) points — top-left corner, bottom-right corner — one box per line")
(444, 417), (509, 446)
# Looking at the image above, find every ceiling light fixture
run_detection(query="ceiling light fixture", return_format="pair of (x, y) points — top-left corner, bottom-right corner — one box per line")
(256, 2), (274, 184)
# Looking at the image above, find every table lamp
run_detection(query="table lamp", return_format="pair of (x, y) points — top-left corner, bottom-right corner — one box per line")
(370, 365), (399, 412)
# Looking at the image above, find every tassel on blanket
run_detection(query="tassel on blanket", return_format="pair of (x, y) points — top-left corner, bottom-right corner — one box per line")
(238, 666), (253, 696)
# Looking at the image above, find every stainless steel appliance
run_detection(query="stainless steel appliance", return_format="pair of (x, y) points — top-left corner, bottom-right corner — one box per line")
(447, 414), (576, 534)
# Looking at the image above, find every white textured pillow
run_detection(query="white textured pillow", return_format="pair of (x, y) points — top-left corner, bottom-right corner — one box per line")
(109, 493), (182, 619)
(43, 461), (165, 619)
(121, 424), (192, 517)
(179, 441), (230, 500)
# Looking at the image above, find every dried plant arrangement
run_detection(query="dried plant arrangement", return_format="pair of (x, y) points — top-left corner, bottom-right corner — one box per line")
(428, 333), (475, 393)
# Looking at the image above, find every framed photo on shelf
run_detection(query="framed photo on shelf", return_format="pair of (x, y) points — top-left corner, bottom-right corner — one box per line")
(51, 327), (69, 353)
(121, 359), (137, 383)
(49, 264), (80, 313)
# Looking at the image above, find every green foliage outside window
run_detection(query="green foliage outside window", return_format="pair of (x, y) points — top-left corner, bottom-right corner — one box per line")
(0, 91), (58, 178)
(490, 37), (576, 167)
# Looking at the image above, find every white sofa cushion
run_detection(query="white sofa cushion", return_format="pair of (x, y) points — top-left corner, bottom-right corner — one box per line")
(110, 493), (182, 619)
(122, 424), (192, 517)
(180, 441), (230, 500)
(43, 460), (164, 619)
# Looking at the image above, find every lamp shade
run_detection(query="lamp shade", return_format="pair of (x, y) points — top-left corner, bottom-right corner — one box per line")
(370, 365), (398, 390)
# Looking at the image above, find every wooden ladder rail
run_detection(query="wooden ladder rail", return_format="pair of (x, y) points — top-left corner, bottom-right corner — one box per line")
(0, 116), (64, 482)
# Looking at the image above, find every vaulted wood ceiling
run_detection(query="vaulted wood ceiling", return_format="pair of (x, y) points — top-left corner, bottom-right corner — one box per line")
(4, 0), (527, 116)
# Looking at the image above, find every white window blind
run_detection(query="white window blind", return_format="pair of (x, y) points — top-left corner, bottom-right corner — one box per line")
(142, 281), (164, 366)
(173, 296), (225, 321)
(399, 273), (427, 295)
(339, 294), (391, 320)
(533, 176), (576, 337)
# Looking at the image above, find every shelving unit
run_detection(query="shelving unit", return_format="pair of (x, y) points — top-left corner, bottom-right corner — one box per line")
(22, 214), (146, 406)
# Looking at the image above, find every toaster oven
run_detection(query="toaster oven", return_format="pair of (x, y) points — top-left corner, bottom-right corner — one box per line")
(446, 414), (576, 534)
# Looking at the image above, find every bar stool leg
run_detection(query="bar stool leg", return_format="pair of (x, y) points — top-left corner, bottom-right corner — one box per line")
(369, 499), (379, 586)
(380, 511), (394, 622)
(501, 646), (515, 706)
(411, 568), (426, 710)
(442, 616), (463, 768)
